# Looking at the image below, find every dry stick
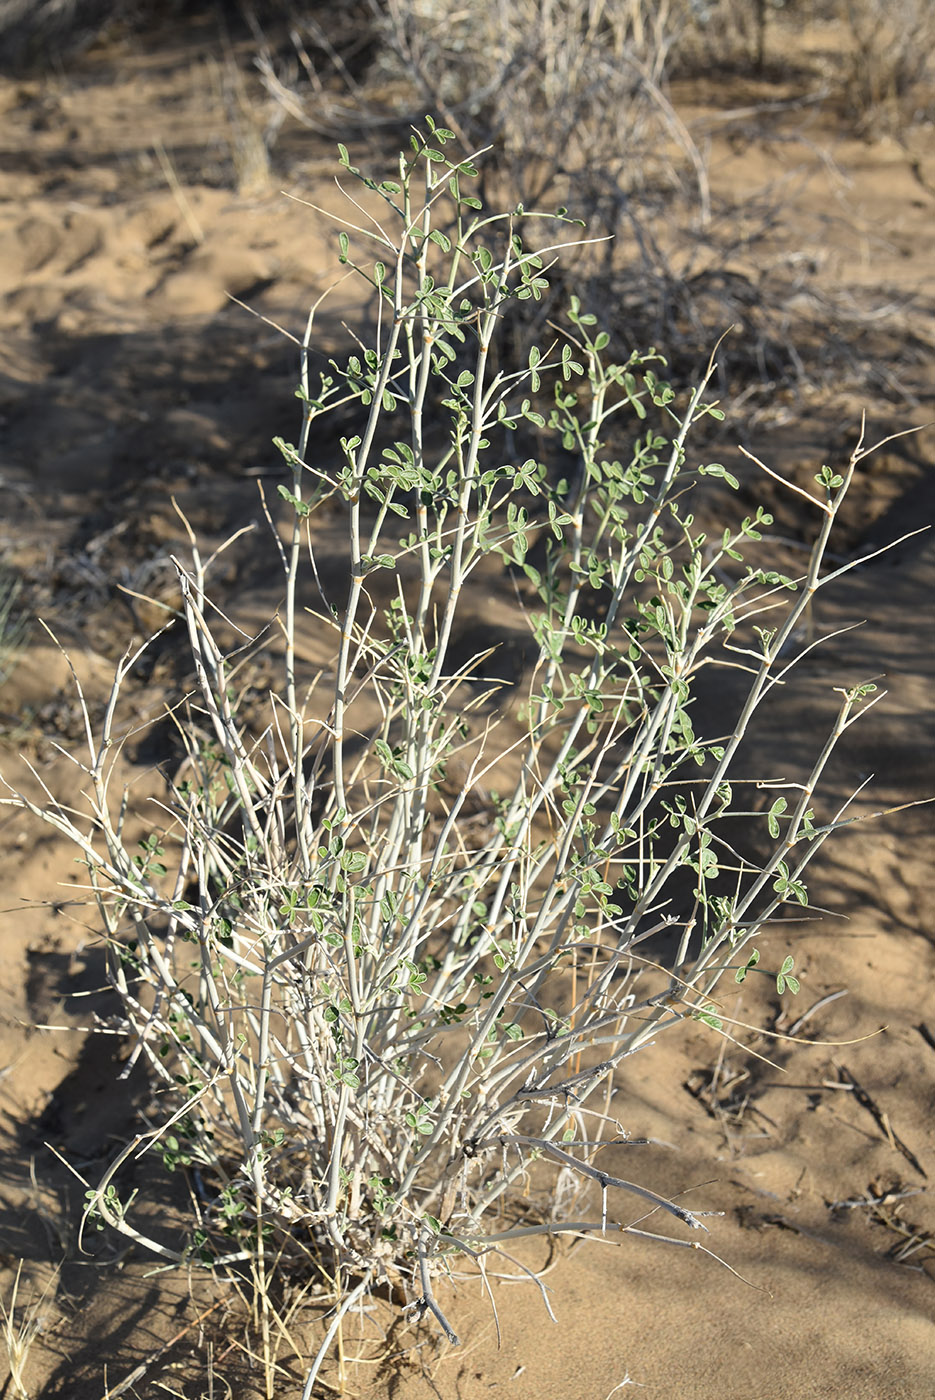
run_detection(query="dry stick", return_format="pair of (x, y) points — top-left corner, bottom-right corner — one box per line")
(917, 1023), (935, 1055)
(152, 138), (204, 245)
(444, 1217), (763, 1291)
(413, 1231), (460, 1346)
(878, 1213), (935, 1264)
(620, 1227), (770, 1292)
(492, 1135), (705, 1231)
(787, 989), (848, 1038)
(618, 46), (710, 224)
(103, 1296), (226, 1399)
(836, 1066), (928, 1179)
(444, 1234), (504, 1345)
(300, 1270), (374, 1400)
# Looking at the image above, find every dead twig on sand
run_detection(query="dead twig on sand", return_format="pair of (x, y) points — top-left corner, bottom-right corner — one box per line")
(835, 1065), (927, 1179)
(104, 1297), (227, 1399)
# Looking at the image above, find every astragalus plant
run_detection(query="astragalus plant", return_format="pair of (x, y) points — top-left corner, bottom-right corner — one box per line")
(1, 124), (893, 1389)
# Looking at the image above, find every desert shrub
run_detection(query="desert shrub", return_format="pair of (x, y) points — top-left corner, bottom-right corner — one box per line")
(837, 0), (935, 132)
(1, 129), (890, 1391)
(0, 0), (294, 71)
(675, 0), (795, 75)
(675, 0), (935, 129)
(256, 2), (835, 398)
(352, 0), (731, 392)
(0, 570), (28, 690)
(255, 1), (933, 404)
(373, 0), (698, 199)
(0, 0), (100, 67)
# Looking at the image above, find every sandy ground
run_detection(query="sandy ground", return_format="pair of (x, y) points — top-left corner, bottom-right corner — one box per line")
(0, 11), (933, 1398)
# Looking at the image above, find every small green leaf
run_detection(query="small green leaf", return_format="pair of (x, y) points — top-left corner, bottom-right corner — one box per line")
(776, 954), (799, 995)
(277, 484), (310, 517)
(734, 948), (760, 984)
(374, 738), (392, 765)
(767, 796), (788, 839)
(693, 1004), (723, 1031)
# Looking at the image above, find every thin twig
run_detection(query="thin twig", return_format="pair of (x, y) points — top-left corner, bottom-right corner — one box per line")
(412, 1231), (460, 1345)
(787, 989), (848, 1037)
(152, 138), (204, 245)
(104, 1297), (227, 1399)
(493, 1135), (705, 1231)
(836, 1065), (927, 1178)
